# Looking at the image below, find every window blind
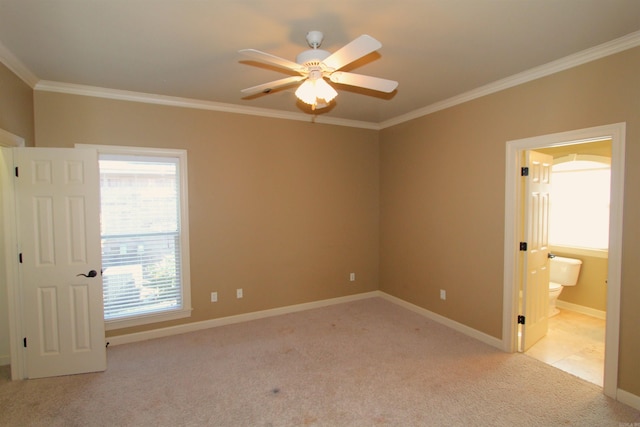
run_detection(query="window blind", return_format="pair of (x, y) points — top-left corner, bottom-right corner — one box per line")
(99, 155), (183, 320)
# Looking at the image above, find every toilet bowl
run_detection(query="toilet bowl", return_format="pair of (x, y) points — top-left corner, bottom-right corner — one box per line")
(548, 256), (582, 317)
(548, 281), (564, 317)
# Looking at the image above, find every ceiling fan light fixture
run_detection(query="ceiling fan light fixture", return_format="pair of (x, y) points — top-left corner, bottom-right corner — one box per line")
(295, 78), (337, 109)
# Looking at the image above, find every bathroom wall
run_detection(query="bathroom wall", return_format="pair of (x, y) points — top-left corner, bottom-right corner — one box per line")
(537, 139), (611, 159)
(538, 141), (611, 313)
(551, 252), (607, 312)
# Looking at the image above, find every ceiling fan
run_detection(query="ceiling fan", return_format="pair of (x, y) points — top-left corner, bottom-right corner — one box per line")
(239, 31), (398, 110)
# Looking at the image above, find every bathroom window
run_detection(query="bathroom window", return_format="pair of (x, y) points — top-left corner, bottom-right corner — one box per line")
(549, 156), (610, 252)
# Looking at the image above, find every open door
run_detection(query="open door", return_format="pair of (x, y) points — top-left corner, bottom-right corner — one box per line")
(15, 147), (106, 378)
(520, 150), (553, 351)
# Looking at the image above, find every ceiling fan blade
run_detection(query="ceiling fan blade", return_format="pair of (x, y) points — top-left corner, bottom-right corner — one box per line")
(241, 76), (306, 95)
(322, 35), (382, 71)
(239, 49), (304, 72)
(329, 71), (398, 93)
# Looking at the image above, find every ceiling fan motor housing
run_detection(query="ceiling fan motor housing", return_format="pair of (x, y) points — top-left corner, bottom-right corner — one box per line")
(296, 49), (331, 66)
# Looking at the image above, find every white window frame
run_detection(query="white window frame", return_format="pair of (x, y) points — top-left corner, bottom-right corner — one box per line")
(77, 144), (192, 330)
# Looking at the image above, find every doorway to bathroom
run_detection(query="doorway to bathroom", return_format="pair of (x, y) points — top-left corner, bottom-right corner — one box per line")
(524, 140), (610, 387)
(502, 123), (625, 400)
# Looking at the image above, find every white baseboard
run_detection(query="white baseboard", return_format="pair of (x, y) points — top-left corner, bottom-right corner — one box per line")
(0, 354), (9, 367)
(107, 291), (380, 346)
(378, 292), (504, 350)
(556, 300), (606, 319)
(617, 388), (640, 411)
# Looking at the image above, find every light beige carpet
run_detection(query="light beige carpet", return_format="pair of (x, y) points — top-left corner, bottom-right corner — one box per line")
(1, 297), (638, 426)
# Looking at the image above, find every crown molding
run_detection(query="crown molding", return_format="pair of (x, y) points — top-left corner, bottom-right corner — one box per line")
(379, 30), (640, 129)
(0, 41), (39, 87)
(34, 80), (381, 130)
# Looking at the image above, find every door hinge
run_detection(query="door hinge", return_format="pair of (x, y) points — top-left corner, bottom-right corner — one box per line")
(521, 167), (529, 176)
(519, 242), (527, 251)
(18, 253), (23, 263)
(15, 166), (19, 177)
(23, 337), (27, 348)
(517, 315), (525, 325)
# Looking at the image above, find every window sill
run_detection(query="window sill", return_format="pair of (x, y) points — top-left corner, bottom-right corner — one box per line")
(550, 245), (608, 259)
(105, 307), (193, 331)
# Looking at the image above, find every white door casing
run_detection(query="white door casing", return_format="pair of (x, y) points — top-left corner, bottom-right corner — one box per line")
(0, 129), (25, 380)
(521, 151), (553, 351)
(15, 148), (106, 378)
(503, 122), (625, 399)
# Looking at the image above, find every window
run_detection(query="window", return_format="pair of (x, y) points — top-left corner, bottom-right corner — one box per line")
(549, 156), (610, 253)
(88, 146), (191, 330)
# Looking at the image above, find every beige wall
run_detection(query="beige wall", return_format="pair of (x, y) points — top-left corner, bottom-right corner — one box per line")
(33, 93), (380, 336)
(0, 62), (34, 146)
(379, 47), (640, 395)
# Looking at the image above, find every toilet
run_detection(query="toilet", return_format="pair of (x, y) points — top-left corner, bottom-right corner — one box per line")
(548, 256), (582, 317)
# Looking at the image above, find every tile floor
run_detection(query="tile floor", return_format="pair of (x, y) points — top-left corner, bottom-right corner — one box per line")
(525, 308), (605, 386)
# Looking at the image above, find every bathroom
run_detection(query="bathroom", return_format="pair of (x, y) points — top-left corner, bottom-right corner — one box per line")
(524, 139), (611, 386)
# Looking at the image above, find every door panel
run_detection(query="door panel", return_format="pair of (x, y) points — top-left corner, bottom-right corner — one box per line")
(68, 196), (89, 262)
(521, 150), (553, 351)
(34, 197), (55, 265)
(16, 148), (106, 378)
(38, 287), (59, 353)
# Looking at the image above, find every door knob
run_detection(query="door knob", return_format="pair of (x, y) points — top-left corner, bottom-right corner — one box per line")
(77, 270), (98, 278)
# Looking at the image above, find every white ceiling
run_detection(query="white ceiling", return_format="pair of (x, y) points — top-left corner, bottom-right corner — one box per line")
(1, 0), (639, 126)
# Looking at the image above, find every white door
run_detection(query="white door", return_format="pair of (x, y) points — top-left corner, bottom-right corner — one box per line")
(521, 150), (553, 351)
(15, 147), (106, 378)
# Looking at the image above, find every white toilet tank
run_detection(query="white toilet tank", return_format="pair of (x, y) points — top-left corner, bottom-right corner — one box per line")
(549, 256), (582, 286)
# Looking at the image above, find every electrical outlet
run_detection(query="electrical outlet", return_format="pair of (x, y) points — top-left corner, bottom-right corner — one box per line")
(236, 288), (243, 299)
(350, 273), (356, 282)
(440, 289), (446, 300)
(211, 292), (218, 302)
